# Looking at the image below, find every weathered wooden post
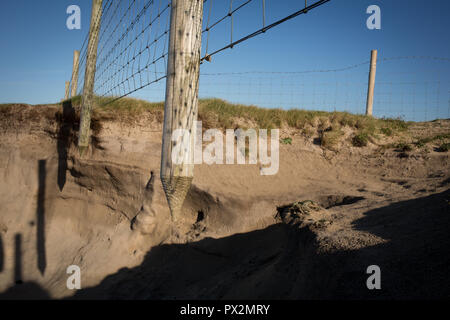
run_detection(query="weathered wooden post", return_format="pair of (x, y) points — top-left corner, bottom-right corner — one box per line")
(78, 0), (103, 155)
(365, 49), (377, 116)
(70, 50), (80, 98)
(64, 81), (70, 100)
(161, 0), (204, 220)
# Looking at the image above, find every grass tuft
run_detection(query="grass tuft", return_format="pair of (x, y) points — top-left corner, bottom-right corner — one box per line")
(352, 132), (369, 147)
(321, 128), (344, 149)
(395, 142), (413, 152)
(437, 142), (449, 152)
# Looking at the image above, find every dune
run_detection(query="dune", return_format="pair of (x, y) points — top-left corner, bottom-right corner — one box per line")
(0, 98), (448, 299)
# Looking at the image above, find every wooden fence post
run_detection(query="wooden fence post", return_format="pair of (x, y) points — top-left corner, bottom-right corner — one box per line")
(70, 50), (80, 98)
(64, 81), (70, 100)
(161, 0), (204, 220)
(78, 0), (103, 155)
(365, 49), (377, 116)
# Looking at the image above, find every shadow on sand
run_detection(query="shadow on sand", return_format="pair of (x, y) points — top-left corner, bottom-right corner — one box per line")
(0, 161), (50, 300)
(0, 233), (4, 273)
(71, 189), (450, 300)
(0, 233), (50, 300)
(0, 189), (449, 300)
(37, 160), (47, 275)
(57, 100), (77, 192)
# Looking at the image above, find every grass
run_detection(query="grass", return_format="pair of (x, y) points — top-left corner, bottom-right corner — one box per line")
(413, 133), (450, 147)
(2, 96), (414, 149)
(280, 137), (292, 145)
(321, 128), (344, 149)
(437, 142), (450, 152)
(67, 95), (164, 116)
(68, 96), (410, 133)
(197, 99), (410, 134)
(394, 142), (413, 152)
(380, 127), (393, 136)
(352, 132), (369, 147)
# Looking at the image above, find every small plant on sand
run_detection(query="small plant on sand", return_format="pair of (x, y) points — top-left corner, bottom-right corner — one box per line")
(321, 128), (344, 149)
(414, 140), (426, 148)
(380, 127), (393, 136)
(352, 132), (369, 147)
(301, 127), (315, 138)
(437, 142), (449, 152)
(413, 133), (450, 148)
(395, 142), (413, 152)
(280, 137), (292, 145)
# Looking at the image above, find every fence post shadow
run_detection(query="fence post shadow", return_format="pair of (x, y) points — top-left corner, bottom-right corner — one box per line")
(0, 232), (50, 299)
(37, 160), (47, 275)
(57, 100), (76, 191)
(0, 233), (4, 273)
(14, 234), (22, 284)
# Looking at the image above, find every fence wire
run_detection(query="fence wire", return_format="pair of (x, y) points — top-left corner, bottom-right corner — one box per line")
(196, 56), (450, 122)
(71, 0), (449, 122)
(201, 0), (330, 62)
(74, 0), (331, 104)
(97, 0), (170, 102)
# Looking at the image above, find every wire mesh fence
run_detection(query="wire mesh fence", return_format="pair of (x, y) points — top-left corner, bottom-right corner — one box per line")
(72, 0), (330, 102)
(70, 0), (450, 122)
(76, 0), (171, 102)
(197, 56), (450, 122)
(132, 55), (450, 122)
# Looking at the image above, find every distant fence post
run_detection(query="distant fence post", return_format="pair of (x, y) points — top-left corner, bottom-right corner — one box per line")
(78, 0), (103, 155)
(161, 0), (204, 220)
(365, 49), (377, 116)
(70, 50), (80, 98)
(64, 81), (70, 100)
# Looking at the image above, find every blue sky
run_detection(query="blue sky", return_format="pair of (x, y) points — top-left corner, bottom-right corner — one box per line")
(0, 0), (449, 120)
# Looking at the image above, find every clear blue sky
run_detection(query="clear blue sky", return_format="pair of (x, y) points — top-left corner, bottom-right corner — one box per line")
(0, 0), (449, 120)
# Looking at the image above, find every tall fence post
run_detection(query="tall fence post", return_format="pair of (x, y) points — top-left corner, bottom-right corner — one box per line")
(64, 81), (70, 100)
(70, 50), (80, 98)
(78, 0), (103, 155)
(365, 49), (377, 116)
(161, 0), (204, 220)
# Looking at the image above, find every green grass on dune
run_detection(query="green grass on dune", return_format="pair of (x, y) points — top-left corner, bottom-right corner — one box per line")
(197, 98), (409, 132)
(64, 95), (164, 113)
(2, 96), (415, 149)
(58, 96), (411, 148)
(62, 96), (407, 128)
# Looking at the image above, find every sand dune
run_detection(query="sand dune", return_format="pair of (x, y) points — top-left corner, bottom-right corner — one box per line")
(0, 102), (448, 299)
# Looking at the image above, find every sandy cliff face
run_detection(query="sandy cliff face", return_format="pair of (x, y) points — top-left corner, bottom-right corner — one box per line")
(0, 104), (449, 299)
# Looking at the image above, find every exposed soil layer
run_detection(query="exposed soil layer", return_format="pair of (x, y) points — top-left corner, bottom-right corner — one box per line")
(0, 103), (449, 299)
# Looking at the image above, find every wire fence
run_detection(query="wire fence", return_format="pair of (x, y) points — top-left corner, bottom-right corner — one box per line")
(201, 0), (330, 62)
(76, 0), (171, 102)
(131, 55), (449, 122)
(70, 0), (450, 122)
(72, 0), (330, 102)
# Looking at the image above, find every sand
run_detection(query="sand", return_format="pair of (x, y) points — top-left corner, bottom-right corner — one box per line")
(0, 104), (448, 299)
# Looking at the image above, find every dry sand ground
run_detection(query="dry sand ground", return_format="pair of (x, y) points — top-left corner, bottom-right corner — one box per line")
(0, 103), (449, 299)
